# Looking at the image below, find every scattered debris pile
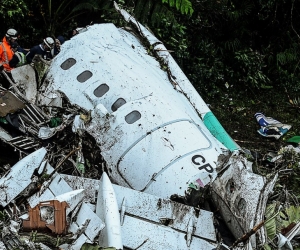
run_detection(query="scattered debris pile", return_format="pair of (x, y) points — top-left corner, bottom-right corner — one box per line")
(0, 3), (299, 250)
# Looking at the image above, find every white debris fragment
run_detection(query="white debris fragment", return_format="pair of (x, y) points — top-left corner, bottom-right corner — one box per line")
(96, 172), (123, 249)
(0, 148), (47, 207)
(55, 189), (85, 215)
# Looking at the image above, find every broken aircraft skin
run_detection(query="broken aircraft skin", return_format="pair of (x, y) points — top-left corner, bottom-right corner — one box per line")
(0, 3), (280, 250)
(0, 150), (220, 249)
(40, 7), (236, 199)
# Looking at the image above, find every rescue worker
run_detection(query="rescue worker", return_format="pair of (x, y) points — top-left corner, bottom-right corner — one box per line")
(26, 37), (55, 64)
(9, 42), (27, 68)
(52, 35), (65, 56)
(0, 28), (18, 88)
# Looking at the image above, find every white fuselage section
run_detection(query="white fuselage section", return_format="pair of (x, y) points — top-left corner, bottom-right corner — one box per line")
(42, 23), (230, 198)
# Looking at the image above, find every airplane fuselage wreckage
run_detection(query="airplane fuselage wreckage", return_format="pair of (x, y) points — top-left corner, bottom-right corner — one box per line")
(0, 3), (297, 250)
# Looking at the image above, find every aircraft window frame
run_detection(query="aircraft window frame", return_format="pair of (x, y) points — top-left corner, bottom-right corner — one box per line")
(94, 84), (109, 97)
(226, 179), (235, 193)
(125, 110), (141, 124)
(236, 197), (247, 217)
(60, 58), (76, 70)
(77, 70), (93, 83)
(111, 98), (126, 111)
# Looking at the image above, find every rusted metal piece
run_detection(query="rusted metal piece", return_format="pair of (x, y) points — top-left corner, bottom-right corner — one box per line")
(22, 200), (69, 235)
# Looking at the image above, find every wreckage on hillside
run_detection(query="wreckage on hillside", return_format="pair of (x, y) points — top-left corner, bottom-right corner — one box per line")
(0, 2), (299, 249)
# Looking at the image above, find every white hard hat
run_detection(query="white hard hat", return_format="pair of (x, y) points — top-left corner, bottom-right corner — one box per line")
(6, 29), (18, 39)
(43, 37), (55, 48)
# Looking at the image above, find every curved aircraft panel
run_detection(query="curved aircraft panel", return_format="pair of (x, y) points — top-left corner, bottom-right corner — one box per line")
(117, 120), (213, 190)
(42, 19), (232, 198)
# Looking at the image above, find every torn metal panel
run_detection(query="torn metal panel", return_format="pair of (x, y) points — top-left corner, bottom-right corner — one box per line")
(37, 160), (53, 175)
(28, 173), (73, 208)
(121, 216), (217, 249)
(0, 125), (12, 141)
(21, 103), (49, 126)
(55, 189), (85, 215)
(276, 233), (293, 250)
(61, 174), (217, 243)
(0, 147), (47, 207)
(11, 65), (37, 104)
(2, 234), (21, 250)
(7, 136), (40, 151)
(25, 172), (104, 249)
(0, 242), (6, 249)
(0, 89), (25, 117)
(68, 202), (105, 242)
(60, 175), (99, 203)
(211, 152), (278, 248)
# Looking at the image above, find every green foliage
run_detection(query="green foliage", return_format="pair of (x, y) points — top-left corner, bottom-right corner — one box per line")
(233, 50), (270, 89)
(0, 210), (8, 222)
(264, 203), (281, 240)
(162, 0), (194, 15)
(186, 40), (225, 97)
(36, 0), (107, 35)
(277, 49), (299, 66)
(276, 66), (300, 92)
(0, 0), (28, 18)
(1, 0), (300, 98)
(122, 0), (193, 30)
(225, 0), (254, 20)
(0, 0), (28, 34)
(224, 38), (241, 51)
(272, 146), (300, 198)
(264, 203), (300, 249)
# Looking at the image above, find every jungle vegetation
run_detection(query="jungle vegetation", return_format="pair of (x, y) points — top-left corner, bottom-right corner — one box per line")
(1, 0), (300, 95)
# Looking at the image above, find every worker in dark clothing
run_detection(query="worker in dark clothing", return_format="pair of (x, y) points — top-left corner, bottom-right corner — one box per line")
(26, 37), (55, 64)
(52, 36), (65, 56)
(9, 42), (27, 68)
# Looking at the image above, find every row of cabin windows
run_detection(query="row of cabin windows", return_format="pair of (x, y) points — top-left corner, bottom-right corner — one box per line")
(60, 58), (141, 124)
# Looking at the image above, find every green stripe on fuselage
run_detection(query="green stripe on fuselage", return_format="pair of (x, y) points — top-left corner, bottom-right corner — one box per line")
(203, 112), (240, 151)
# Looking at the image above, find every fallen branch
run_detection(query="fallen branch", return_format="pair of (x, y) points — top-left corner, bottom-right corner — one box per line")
(230, 220), (265, 249)
(234, 139), (274, 144)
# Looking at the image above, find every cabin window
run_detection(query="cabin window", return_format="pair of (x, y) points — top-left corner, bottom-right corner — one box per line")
(125, 110), (141, 124)
(111, 98), (126, 111)
(236, 197), (246, 216)
(60, 58), (76, 70)
(226, 179), (235, 193)
(94, 84), (109, 97)
(77, 70), (93, 83)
